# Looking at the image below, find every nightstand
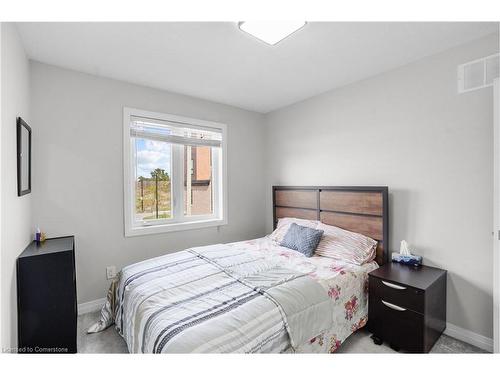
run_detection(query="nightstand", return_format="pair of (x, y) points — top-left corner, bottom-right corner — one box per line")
(367, 262), (447, 353)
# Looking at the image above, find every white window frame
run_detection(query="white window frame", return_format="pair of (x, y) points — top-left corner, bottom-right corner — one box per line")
(123, 107), (228, 237)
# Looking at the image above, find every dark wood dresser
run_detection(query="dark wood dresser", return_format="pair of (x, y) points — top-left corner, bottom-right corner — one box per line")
(17, 236), (77, 353)
(367, 262), (446, 353)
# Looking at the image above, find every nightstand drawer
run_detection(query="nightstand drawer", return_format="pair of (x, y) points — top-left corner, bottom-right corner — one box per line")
(369, 276), (424, 313)
(369, 297), (424, 353)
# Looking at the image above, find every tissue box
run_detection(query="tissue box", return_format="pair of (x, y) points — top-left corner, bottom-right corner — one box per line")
(391, 253), (423, 267)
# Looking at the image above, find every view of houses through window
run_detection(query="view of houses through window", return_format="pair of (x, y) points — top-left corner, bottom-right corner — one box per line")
(184, 145), (213, 217)
(134, 140), (213, 222)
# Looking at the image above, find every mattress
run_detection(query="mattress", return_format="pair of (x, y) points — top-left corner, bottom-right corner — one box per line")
(89, 237), (378, 353)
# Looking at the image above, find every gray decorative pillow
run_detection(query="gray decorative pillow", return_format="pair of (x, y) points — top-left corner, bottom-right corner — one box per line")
(280, 223), (324, 257)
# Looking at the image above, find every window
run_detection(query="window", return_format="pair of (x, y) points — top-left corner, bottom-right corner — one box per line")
(123, 108), (227, 236)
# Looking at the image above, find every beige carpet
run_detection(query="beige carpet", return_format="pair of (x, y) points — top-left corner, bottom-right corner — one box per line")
(78, 311), (487, 354)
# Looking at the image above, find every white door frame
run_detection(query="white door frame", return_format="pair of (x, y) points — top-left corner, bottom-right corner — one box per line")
(0, 22), (3, 351)
(494, 78), (499, 353)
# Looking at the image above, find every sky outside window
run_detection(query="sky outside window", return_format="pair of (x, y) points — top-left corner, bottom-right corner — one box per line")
(135, 139), (171, 178)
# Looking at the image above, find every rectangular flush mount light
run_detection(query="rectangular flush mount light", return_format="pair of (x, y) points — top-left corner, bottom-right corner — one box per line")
(238, 21), (306, 45)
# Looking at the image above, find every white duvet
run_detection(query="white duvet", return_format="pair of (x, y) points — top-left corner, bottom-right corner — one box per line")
(89, 237), (377, 353)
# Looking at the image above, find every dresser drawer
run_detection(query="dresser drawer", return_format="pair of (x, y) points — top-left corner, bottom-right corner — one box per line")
(369, 275), (424, 313)
(368, 296), (424, 353)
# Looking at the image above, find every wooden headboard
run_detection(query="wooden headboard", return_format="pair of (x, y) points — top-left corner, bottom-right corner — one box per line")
(272, 186), (389, 265)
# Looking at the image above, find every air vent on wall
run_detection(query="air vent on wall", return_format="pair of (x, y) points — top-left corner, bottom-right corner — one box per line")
(458, 53), (499, 93)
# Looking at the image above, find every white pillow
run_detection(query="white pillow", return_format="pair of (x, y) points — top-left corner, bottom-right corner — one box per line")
(269, 217), (319, 244)
(314, 222), (377, 265)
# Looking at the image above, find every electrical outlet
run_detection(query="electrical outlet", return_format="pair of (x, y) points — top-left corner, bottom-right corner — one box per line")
(106, 266), (117, 280)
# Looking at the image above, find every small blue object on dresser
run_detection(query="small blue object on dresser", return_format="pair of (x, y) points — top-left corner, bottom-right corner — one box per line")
(391, 253), (423, 267)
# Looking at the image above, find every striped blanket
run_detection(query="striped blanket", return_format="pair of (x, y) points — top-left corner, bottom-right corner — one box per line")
(88, 243), (333, 353)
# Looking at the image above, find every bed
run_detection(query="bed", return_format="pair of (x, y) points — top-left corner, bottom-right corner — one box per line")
(89, 186), (389, 353)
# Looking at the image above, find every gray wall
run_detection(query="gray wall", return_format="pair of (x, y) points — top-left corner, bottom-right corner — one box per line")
(30, 62), (267, 304)
(264, 33), (499, 338)
(1, 23), (32, 349)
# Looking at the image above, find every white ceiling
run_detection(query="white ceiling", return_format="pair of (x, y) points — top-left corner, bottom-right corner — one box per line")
(16, 22), (498, 113)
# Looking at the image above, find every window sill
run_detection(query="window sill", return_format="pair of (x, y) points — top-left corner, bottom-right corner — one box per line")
(125, 218), (227, 237)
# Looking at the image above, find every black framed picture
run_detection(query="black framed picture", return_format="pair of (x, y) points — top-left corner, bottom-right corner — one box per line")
(17, 117), (32, 196)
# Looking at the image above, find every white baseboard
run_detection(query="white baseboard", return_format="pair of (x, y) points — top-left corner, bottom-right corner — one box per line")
(78, 298), (106, 315)
(444, 322), (493, 353)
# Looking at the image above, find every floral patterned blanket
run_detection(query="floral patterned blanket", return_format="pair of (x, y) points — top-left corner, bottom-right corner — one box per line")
(241, 237), (379, 353)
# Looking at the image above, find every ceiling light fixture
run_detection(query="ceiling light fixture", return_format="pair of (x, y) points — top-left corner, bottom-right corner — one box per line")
(238, 21), (306, 45)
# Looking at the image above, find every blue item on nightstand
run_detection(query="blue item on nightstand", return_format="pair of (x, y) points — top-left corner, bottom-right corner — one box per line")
(391, 253), (423, 267)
